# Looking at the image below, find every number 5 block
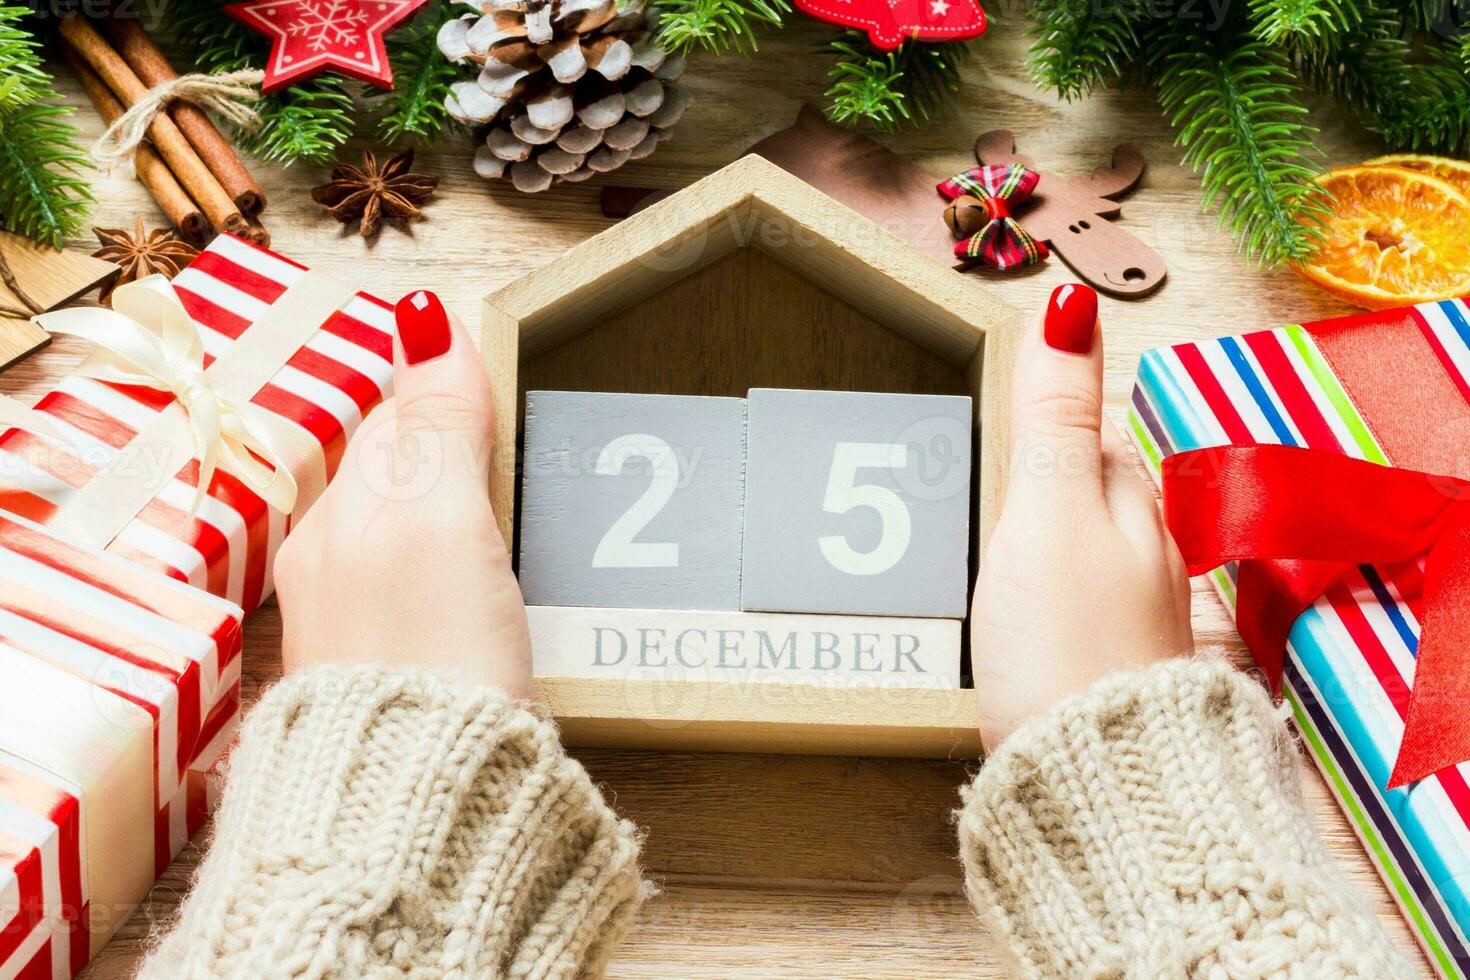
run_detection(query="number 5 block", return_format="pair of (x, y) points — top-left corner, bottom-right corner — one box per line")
(741, 388), (972, 618)
(519, 391), (746, 610)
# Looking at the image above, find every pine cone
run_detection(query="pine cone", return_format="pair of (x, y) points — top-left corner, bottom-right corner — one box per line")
(439, 0), (689, 192)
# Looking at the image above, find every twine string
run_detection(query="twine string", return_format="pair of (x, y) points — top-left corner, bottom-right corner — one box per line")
(91, 69), (266, 170)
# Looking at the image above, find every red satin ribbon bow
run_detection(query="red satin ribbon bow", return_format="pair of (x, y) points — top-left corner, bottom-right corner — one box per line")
(1163, 444), (1470, 788)
(936, 165), (1049, 271)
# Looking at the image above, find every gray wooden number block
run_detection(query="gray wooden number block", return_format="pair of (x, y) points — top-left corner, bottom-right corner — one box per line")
(741, 388), (972, 618)
(519, 391), (745, 610)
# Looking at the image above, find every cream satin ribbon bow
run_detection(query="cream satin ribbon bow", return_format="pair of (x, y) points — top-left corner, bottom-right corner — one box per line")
(34, 275), (311, 520)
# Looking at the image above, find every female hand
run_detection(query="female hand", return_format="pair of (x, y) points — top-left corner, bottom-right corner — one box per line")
(273, 290), (533, 699)
(971, 283), (1194, 750)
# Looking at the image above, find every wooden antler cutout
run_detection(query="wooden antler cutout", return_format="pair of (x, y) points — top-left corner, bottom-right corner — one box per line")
(976, 130), (1165, 297)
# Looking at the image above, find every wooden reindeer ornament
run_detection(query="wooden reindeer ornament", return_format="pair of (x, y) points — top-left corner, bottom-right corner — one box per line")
(975, 131), (1166, 297)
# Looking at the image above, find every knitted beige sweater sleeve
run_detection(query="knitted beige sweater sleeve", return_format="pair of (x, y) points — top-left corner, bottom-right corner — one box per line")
(138, 665), (646, 980)
(958, 656), (1416, 979)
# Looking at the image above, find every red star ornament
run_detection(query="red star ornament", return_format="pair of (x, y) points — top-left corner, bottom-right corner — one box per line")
(795, 0), (986, 50)
(226, 0), (430, 93)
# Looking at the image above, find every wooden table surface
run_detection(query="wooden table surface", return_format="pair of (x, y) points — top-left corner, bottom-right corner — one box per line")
(11, 14), (1430, 977)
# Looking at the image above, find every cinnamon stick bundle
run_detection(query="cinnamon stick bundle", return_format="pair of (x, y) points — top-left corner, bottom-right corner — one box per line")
(63, 47), (208, 244)
(105, 17), (267, 219)
(58, 13), (247, 237)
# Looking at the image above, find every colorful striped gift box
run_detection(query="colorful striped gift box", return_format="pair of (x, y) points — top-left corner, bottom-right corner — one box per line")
(0, 510), (243, 979)
(1129, 299), (1470, 979)
(0, 233), (396, 614)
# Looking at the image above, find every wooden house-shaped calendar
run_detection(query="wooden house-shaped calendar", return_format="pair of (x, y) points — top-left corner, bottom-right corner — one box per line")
(483, 154), (1021, 758)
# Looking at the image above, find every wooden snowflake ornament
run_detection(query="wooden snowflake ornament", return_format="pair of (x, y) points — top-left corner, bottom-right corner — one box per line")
(794, 0), (986, 50)
(225, 0), (431, 93)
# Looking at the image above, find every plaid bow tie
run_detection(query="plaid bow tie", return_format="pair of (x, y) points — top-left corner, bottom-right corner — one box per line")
(937, 165), (1049, 270)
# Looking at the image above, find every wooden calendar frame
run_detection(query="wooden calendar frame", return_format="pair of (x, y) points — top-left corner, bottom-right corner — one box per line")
(483, 154), (1021, 758)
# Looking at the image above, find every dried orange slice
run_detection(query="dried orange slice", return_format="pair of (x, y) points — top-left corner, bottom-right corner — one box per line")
(1363, 153), (1470, 197)
(1295, 165), (1470, 309)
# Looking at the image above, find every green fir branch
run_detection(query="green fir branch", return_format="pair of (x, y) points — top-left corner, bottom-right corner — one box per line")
(1298, 0), (1470, 154)
(1154, 33), (1331, 265)
(0, 75), (22, 111)
(1405, 0), (1455, 33)
(0, 3), (93, 246)
(825, 37), (907, 128)
(249, 79), (357, 164)
(822, 32), (969, 130)
(653, 0), (789, 54)
(374, 1), (462, 144)
(1249, 0), (1361, 45)
(0, 3), (49, 107)
(1297, 1), (1415, 127)
(171, 0), (354, 165)
(1382, 45), (1470, 152)
(1022, 0), (1470, 264)
(0, 103), (95, 249)
(1026, 0), (1143, 99)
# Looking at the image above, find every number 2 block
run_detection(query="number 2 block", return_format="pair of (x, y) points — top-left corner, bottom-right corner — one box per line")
(519, 391), (746, 610)
(740, 388), (972, 618)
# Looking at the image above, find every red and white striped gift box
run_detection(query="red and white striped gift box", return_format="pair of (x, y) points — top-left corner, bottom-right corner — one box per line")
(0, 510), (243, 978)
(0, 233), (396, 614)
(0, 753), (85, 980)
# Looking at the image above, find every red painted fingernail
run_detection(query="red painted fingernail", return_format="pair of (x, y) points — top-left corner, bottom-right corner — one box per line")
(1043, 283), (1098, 355)
(396, 290), (452, 365)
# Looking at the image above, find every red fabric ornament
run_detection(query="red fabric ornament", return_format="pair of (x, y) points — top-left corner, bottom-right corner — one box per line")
(225, 0), (431, 93)
(794, 0), (986, 50)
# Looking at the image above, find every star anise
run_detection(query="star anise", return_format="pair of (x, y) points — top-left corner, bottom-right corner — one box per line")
(311, 149), (438, 239)
(91, 217), (200, 303)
